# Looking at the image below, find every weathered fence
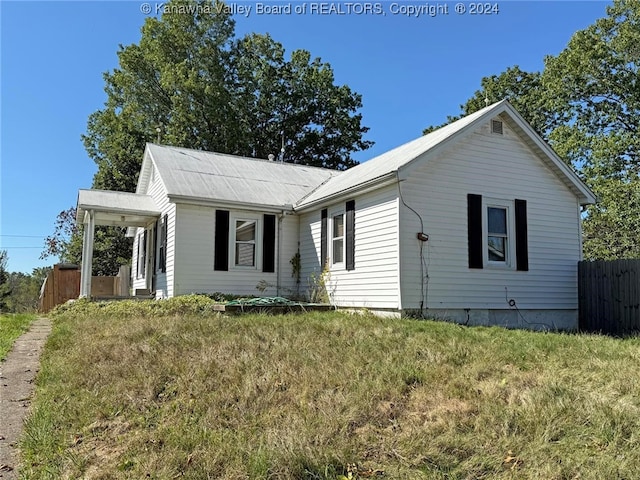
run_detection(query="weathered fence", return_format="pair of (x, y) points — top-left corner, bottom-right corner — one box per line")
(39, 264), (133, 313)
(39, 264), (81, 314)
(578, 259), (640, 334)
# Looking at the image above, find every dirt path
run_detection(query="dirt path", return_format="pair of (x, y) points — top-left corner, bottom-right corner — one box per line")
(0, 318), (52, 479)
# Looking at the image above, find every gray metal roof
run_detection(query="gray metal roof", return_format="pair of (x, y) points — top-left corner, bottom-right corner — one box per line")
(296, 101), (506, 207)
(296, 100), (596, 207)
(147, 144), (340, 208)
(76, 189), (160, 227)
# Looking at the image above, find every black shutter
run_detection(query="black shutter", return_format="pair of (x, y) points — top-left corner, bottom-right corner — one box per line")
(141, 230), (147, 277)
(214, 210), (229, 271)
(159, 214), (167, 273)
(467, 194), (483, 269)
(263, 214), (276, 273)
(346, 200), (355, 271)
(515, 199), (529, 271)
(320, 209), (328, 268)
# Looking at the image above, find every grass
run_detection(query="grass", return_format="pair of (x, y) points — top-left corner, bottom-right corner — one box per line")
(0, 313), (36, 360)
(19, 298), (640, 479)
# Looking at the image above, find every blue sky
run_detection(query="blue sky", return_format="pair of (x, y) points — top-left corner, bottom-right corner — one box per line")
(1, 0), (610, 274)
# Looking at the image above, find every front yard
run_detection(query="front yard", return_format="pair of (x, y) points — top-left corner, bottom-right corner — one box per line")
(19, 297), (640, 479)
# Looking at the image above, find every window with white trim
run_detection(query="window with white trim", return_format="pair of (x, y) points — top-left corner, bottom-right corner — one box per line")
(234, 219), (257, 267)
(468, 194), (528, 271)
(487, 206), (508, 262)
(332, 212), (344, 265)
(484, 199), (515, 268)
(136, 230), (147, 278)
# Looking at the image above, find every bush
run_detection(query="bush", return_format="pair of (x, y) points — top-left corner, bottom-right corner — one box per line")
(50, 295), (222, 320)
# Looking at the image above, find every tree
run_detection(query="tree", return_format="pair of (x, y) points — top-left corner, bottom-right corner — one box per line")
(423, 66), (552, 138)
(423, 0), (640, 260)
(41, 207), (81, 264)
(61, 0), (371, 274)
(0, 251), (11, 312)
(83, 0), (371, 192)
(231, 33), (371, 169)
(543, 0), (640, 259)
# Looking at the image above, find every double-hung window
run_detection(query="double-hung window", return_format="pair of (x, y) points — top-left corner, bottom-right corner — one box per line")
(234, 219), (256, 267)
(487, 206), (508, 263)
(468, 194), (528, 271)
(137, 231), (147, 279)
(332, 213), (344, 265)
(214, 211), (275, 272)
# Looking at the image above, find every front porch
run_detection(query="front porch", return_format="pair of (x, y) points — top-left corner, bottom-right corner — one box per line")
(76, 189), (161, 299)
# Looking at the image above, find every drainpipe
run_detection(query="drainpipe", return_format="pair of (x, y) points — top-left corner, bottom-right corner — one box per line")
(277, 211), (285, 296)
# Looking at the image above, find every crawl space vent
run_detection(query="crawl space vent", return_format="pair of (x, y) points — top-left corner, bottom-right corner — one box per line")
(491, 119), (504, 135)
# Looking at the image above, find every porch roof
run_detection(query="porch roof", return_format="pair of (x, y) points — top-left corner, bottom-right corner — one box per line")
(76, 189), (160, 227)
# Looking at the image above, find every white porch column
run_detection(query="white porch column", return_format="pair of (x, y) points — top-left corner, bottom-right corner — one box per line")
(79, 210), (95, 298)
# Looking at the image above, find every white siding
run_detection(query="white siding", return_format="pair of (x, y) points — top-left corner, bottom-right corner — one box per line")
(278, 214), (301, 297)
(299, 185), (401, 310)
(173, 204), (294, 297)
(399, 120), (581, 311)
(131, 164), (176, 298)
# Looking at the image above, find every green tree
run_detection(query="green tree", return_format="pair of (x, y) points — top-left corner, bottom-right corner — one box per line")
(231, 33), (370, 169)
(41, 207), (80, 264)
(6, 267), (51, 313)
(83, 0), (370, 193)
(543, 0), (640, 259)
(59, 0), (371, 274)
(0, 251), (11, 312)
(423, 1), (640, 260)
(422, 66), (552, 138)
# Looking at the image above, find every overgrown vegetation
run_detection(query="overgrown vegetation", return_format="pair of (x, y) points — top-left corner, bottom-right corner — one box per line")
(0, 313), (36, 360)
(20, 300), (640, 479)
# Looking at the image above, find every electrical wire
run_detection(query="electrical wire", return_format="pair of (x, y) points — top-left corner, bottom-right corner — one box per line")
(504, 286), (555, 331)
(396, 173), (429, 314)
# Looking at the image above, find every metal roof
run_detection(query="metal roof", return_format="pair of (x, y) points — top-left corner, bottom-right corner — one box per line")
(146, 144), (340, 209)
(296, 101), (508, 207)
(76, 189), (160, 227)
(296, 100), (596, 208)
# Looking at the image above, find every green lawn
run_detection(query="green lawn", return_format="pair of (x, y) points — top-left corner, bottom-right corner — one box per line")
(0, 313), (36, 360)
(19, 298), (640, 479)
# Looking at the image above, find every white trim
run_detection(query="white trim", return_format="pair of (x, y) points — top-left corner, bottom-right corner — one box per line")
(229, 213), (262, 270)
(329, 208), (345, 268)
(482, 198), (515, 269)
(171, 195), (294, 214)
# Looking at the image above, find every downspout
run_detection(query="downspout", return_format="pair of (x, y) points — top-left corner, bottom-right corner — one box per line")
(277, 210), (285, 296)
(578, 201), (584, 261)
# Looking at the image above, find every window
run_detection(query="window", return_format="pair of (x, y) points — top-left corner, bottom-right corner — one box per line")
(234, 219), (256, 267)
(468, 194), (528, 271)
(157, 215), (167, 273)
(487, 206), (508, 263)
(137, 230), (147, 279)
(320, 202), (355, 271)
(332, 213), (344, 264)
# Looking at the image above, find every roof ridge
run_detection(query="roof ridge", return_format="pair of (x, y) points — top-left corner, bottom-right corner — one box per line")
(149, 143), (339, 173)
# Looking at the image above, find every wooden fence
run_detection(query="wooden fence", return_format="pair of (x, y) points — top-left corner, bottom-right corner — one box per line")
(39, 264), (133, 313)
(39, 264), (81, 314)
(578, 259), (640, 334)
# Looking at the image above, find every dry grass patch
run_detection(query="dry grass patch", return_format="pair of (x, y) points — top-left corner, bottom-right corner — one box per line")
(19, 299), (640, 479)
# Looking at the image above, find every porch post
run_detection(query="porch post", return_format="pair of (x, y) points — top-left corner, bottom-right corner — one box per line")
(79, 210), (95, 298)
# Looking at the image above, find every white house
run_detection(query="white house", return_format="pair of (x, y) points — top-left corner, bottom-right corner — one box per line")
(76, 100), (596, 329)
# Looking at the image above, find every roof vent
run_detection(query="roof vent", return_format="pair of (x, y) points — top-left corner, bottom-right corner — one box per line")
(491, 119), (503, 135)
(268, 154), (275, 161)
